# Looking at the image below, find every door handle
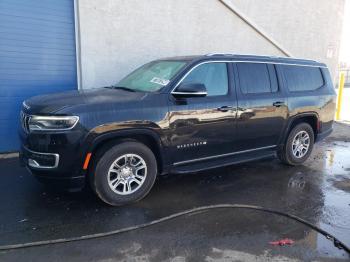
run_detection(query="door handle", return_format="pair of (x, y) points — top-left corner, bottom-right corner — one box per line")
(217, 106), (233, 112)
(273, 101), (285, 107)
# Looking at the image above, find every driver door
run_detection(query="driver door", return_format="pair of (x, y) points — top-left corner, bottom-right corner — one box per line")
(167, 62), (237, 166)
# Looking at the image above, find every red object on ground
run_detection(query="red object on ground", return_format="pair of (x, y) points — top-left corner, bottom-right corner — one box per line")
(269, 238), (295, 246)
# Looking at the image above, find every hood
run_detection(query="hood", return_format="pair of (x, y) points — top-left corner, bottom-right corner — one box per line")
(23, 88), (149, 114)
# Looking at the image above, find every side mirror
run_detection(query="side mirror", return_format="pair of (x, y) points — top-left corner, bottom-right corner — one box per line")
(172, 83), (207, 98)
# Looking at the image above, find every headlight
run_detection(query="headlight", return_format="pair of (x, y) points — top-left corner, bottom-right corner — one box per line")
(28, 115), (79, 131)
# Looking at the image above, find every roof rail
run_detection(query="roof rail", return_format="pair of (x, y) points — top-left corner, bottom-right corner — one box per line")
(204, 53), (319, 63)
(205, 53), (235, 57)
(206, 53), (286, 59)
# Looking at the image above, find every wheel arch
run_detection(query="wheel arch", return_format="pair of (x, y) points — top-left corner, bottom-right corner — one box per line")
(87, 128), (167, 175)
(281, 112), (320, 145)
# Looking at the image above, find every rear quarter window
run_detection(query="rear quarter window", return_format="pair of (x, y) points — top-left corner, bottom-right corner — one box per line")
(282, 65), (324, 92)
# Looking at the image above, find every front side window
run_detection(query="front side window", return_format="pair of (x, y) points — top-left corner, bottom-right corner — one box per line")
(116, 60), (186, 92)
(181, 63), (228, 96)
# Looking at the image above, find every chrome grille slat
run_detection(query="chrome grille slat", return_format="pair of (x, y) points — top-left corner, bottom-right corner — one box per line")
(20, 111), (30, 133)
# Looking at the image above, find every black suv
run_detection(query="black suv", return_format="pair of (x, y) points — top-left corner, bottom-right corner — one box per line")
(19, 54), (336, 206)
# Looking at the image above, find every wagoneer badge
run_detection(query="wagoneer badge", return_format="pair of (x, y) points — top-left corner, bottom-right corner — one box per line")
(177, 141), (207, 149)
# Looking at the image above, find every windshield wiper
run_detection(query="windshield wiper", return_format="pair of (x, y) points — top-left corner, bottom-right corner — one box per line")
(109, 86), (136, 92)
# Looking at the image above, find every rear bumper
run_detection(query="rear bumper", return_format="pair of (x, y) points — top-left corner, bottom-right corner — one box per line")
(315, 128), (333, 142)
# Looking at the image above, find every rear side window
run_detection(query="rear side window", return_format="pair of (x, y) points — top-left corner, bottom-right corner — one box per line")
(282, 66), (324, 92)
(237, 63), (277, 94)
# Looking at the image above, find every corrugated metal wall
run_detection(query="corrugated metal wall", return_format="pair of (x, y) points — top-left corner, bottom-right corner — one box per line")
(0, 0), (77, 152)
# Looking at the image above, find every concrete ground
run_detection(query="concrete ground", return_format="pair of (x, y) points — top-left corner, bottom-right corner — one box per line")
(0, 123), (350, 261)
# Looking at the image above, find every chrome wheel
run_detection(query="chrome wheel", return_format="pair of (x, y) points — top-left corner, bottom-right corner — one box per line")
(292, 131), (310, 158)
(107, 154), (147, 195)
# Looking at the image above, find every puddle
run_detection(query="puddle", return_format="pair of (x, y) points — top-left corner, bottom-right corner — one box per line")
(332, 177), (350, 193)
(310, 141), (350, 251)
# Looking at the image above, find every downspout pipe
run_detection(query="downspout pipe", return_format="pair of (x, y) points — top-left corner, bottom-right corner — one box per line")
(218, 0), (293, 57)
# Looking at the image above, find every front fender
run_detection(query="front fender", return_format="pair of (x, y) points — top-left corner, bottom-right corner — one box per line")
(90, 127), (164, 150)
(80, 122), (171, 173)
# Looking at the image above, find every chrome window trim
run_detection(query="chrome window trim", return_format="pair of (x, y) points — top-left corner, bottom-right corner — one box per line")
(170, 60), (327, 94)
(171, 91), (208, 96)
(173, 145), (277, 166)
(25, 147), (60, 169)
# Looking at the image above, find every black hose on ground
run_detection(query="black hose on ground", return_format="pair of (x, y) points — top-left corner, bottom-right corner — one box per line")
(0, 204), (349, 254)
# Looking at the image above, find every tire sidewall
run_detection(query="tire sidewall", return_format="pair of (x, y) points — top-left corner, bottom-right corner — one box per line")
(285, 123), (314, 165)
(93, 142), (157, 206)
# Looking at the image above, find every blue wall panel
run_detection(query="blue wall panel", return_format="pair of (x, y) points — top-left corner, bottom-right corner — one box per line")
(0, 0), (77, 152)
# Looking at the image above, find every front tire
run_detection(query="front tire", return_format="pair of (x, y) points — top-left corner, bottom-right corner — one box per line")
(91, 141), (157, 206)
(278, 123), (314, 166)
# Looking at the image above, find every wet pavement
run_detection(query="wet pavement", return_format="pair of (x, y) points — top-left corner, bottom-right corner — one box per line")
(0, 123), (350, 261)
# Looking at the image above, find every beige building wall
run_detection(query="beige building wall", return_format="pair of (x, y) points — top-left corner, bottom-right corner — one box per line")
(77, 0), (345, 89)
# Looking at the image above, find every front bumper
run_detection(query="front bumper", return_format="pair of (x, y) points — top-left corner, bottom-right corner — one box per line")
(20, 146), (59, 169)
(19, 124), (89, 190)
(20, 147), (86, 190)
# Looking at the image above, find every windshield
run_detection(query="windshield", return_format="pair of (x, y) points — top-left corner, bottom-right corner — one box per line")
(115, 60), (187, 92)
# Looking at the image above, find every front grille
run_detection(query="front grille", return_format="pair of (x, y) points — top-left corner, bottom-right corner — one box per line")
(20, 111), (30, 133)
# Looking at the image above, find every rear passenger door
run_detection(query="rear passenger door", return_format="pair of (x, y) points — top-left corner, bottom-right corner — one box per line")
(233, 62), (288, 151)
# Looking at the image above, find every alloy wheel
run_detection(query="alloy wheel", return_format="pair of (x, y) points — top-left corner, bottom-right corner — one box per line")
(291, 131), (310, 158)
(107, 154), (147, 195)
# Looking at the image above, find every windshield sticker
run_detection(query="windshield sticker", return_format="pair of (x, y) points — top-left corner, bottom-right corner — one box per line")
(150, 77), (170, 86)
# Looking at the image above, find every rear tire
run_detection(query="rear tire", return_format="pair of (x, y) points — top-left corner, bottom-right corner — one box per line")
(91, 141), (157, 206)
(278, 123), (314, 166)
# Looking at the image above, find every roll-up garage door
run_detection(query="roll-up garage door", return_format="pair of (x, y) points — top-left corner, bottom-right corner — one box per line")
(0, 0), (77, 152)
